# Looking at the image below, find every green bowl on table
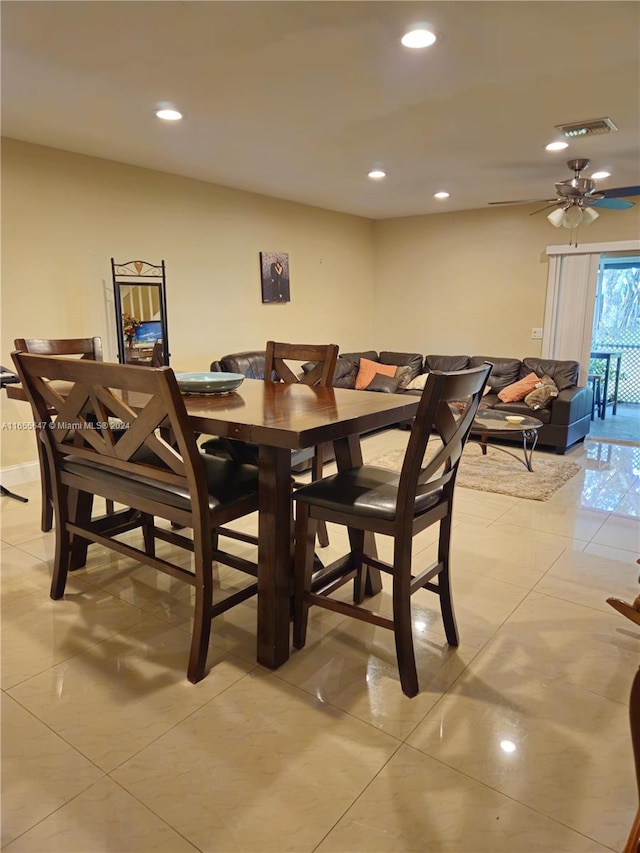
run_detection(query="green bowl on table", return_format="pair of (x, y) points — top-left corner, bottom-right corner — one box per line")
(174, 372), (245, 394)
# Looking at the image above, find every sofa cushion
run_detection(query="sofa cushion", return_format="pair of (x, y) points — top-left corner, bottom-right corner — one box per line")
(524, 376), (559, 410)
(406, 373), (428, 391)
(355, 357), (397, 390)
(394, 365), (414, 390)
(521, 357), (578, 391)
(469, 356), (521, 395)
(493, 399), (552, 424)
(497, 372), (540, 403)
(425, 354), (470, 372)
(340, 351), (379, 366)
(333, 360), (358, 388)
(379, 351), (423, 379)
(366, 373), (402, 393)
(219, 351), (266, 379)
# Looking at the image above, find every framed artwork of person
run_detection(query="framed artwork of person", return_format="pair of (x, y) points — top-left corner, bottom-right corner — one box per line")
(260, 251), (290, 303)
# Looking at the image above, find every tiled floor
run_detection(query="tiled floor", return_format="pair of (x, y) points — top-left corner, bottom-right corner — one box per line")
(2, 431), (639, 852)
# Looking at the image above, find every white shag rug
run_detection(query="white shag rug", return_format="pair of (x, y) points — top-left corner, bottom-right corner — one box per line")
(369, 441), (581, 502)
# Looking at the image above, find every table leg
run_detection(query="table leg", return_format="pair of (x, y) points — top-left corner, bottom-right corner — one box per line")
(333, 434), (383, 596)
(522, 429), (539, 472)
(257, 445), (293, 669)
(612, 354), (622, 416)
(600, 354), (611, 420)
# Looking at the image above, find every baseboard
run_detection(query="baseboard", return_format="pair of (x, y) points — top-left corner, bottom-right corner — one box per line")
(1, 461), (40, 487)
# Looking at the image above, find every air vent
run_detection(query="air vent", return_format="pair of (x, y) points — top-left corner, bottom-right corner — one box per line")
(555, 117), (618, 138)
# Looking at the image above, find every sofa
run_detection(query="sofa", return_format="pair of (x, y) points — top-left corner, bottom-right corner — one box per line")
(210, 349), (593, 454)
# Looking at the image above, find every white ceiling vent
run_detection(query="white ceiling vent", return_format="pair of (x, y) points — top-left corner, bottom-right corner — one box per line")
(555, 117), (618, 138)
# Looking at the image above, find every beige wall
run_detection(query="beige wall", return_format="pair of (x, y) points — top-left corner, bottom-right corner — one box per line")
(2, 137), (639, 472)
(1, 138), (375, 468)
(373, 202), (640, 356)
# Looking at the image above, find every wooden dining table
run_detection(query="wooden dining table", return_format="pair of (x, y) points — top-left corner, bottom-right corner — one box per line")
(7, 376), (421, 669)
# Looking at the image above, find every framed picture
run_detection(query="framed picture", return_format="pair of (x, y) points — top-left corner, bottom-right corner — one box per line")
(260, 251), (290, 303)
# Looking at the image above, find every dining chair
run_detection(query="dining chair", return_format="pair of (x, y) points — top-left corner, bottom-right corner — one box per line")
(14, 337), (111, 532)
(203, 341), (339, 547)
(292, 363), (492, 698)
(607, 572), (640, 853)
(12, 352), (261, 684)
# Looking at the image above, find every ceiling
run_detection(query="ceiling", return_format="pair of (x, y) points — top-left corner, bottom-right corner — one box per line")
(2, 1), (639, 219)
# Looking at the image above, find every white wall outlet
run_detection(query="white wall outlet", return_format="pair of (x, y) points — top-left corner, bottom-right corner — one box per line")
(531, 328), (543, 339)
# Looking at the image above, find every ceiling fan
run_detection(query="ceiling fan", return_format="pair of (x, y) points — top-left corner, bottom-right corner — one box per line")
(489, 159), (637, 230)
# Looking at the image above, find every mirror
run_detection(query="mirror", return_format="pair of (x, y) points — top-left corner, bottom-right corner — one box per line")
(112, 259), (170, 366)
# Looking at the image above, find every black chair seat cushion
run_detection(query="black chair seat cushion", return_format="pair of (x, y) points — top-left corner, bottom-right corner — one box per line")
(294, 466), (442, 521)
(62, 452), (258, 514)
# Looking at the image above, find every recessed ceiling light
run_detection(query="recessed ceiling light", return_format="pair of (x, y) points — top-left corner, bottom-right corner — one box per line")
(155, 108), (183, 121)
(368, 169), (386, 179)
(434, 191), (450, 199)
(401, 28), (437, 49)
(591, 171), (611, 180)
(546, 141), (569, 151)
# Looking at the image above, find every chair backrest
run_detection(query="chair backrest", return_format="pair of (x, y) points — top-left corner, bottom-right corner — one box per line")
(151, 340), (164, 368)
(264, 341), (339, 387)
(11, 353), (210, 520)
(397, 364), (492, 517)
(14, 337), (103, 361)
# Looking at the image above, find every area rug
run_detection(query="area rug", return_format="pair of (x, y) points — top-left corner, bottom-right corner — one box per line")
(369, 441), (582, 502)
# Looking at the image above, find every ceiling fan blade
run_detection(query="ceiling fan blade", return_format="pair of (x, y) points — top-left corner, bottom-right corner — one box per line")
(530, 204), (560, 216)
(591, 197), (635, 210)
(599, 185), (640, 199)
(488, 198), (556, 206)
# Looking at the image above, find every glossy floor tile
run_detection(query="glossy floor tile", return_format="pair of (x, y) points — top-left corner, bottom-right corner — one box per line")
(1, 432), (638, 851)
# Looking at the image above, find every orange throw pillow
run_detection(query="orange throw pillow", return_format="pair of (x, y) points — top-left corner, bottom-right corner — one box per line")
(355, 357), (397, 390)
(497, 372), (540, 403)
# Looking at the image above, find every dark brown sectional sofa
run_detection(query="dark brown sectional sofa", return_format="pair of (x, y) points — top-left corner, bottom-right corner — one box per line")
(211, 349), (593, 454)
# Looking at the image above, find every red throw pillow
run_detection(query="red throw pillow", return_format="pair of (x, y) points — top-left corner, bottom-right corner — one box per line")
(497, 372), (540, 403)
(355, 357), (397, 390)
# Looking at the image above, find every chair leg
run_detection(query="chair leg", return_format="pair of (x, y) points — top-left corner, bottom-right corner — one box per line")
(106, 499), (115, 515)
(187, 545), (213, 684)
(37, 438), (54, 532)
(350, 528), (367, 605)
(50, 486), (72, 599)
(311, 445), (329, 548)
(437, 513), (459, 646)
(142, 514), (155, 557)
(293, 502), (317, 649)
(393, 538), (419, 698)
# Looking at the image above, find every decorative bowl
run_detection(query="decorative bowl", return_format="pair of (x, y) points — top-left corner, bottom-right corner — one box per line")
(174, 372), (245, 394)
(505, 415), (525, 423)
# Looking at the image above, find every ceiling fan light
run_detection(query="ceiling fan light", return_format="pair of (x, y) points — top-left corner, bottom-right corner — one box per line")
(561, 205), (584, 228)
(547, 208), (565, 227)
(581, 207), (600, 224)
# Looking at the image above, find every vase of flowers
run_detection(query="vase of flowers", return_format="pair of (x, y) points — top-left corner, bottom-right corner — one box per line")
(122, 313), (141, 349)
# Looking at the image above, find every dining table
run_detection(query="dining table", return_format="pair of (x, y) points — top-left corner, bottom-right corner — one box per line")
(7, 376), (421, 670)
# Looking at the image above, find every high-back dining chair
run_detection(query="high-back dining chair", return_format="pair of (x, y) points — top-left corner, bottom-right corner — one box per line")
(607, 575), (640, 853)
(12, 352), (261, 683)
(292, 363), (492, 697)
(14, 337), (107, 532)
(203, 341), (339, 547)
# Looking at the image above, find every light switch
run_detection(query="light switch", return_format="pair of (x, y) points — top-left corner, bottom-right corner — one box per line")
(531, 328), (543, 339)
